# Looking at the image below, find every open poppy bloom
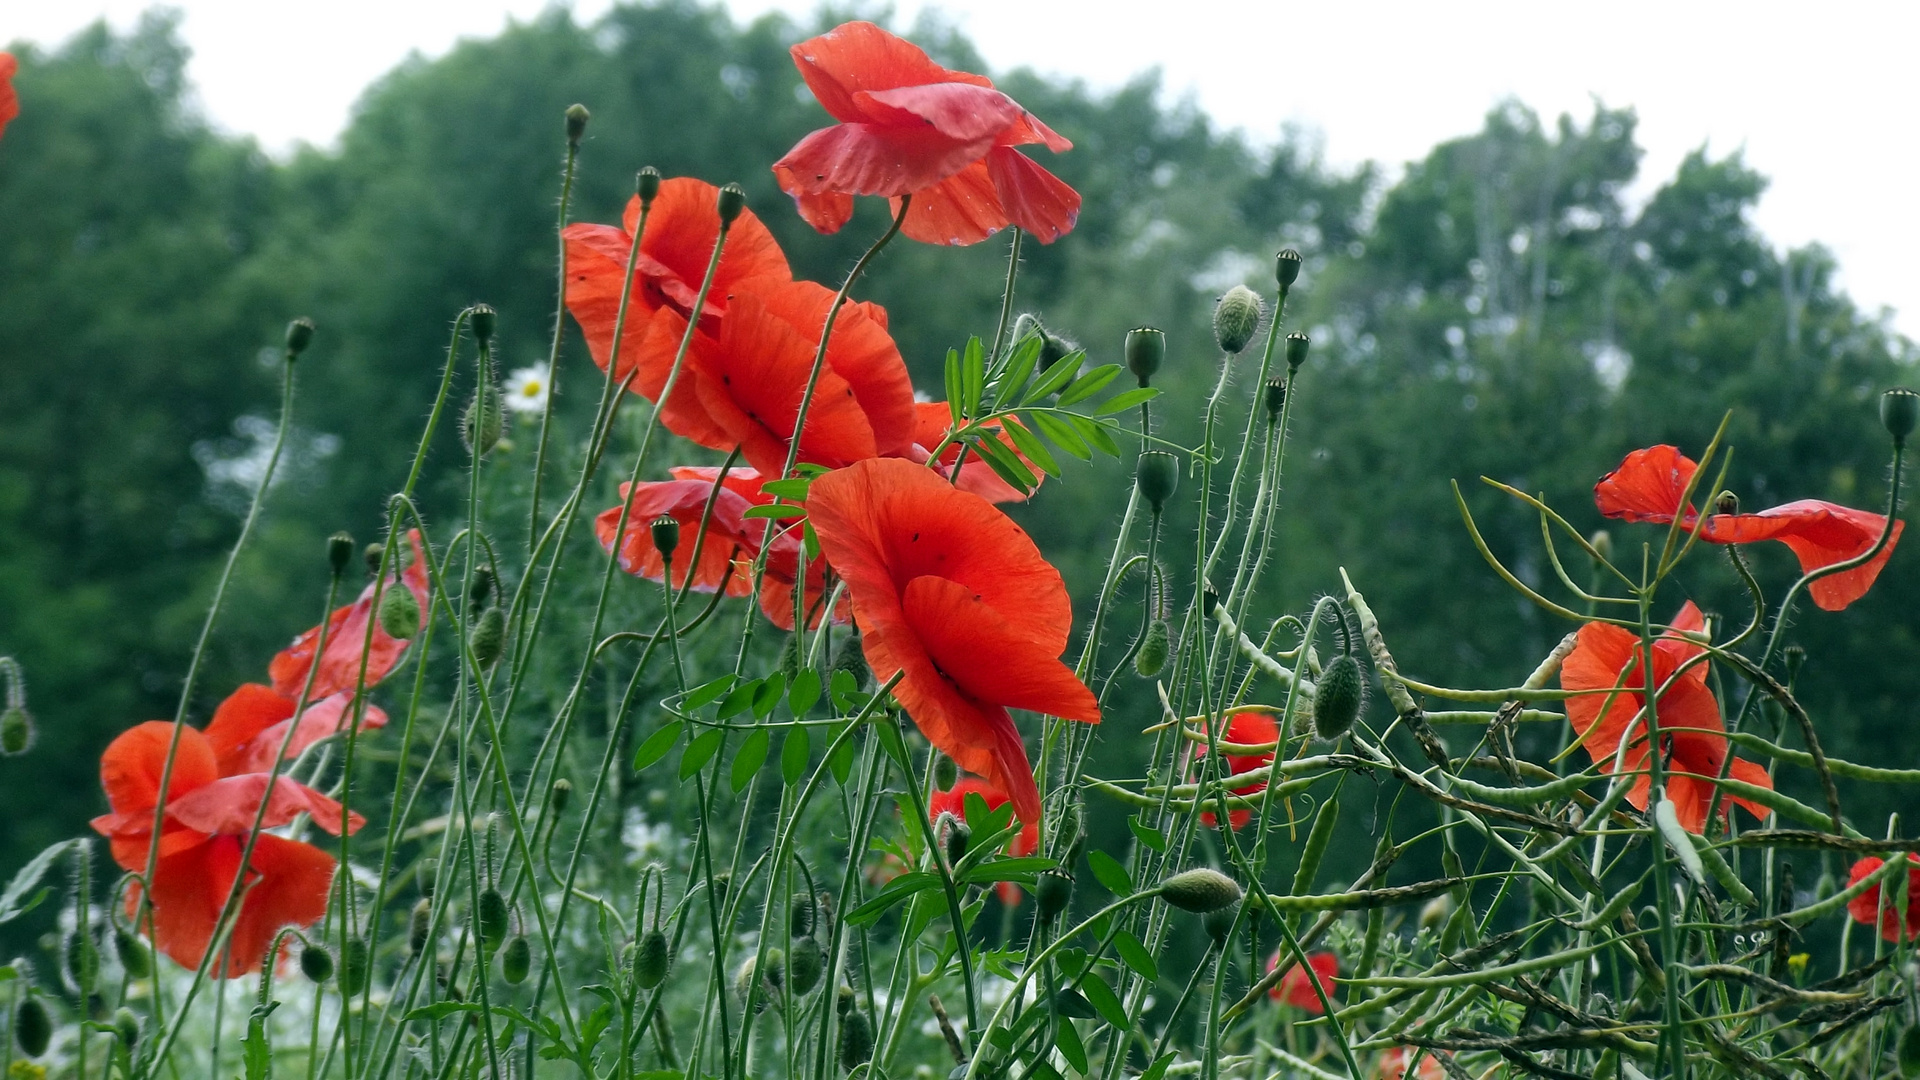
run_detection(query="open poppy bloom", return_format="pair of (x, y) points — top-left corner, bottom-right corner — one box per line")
(1846, 855), (1920, 942)
(269, 529), (430, 701)
(806, 458), (1099, 824)
(928, 777), (1038, 904)
(664, 465), (851, 630)
(1377, 1047), (1446, 1080)
(1560, 602), (1772, 834)
(0, 53), (18, 140)
(905, 401), (1039, 503)
(595, 478), (759, 597)
(1594, 444), (1902, 611)
(202, 683), (388, 777)
(773, 21), (1080, 247)
(1193, 710), (1279, 830)
(91, 721), (361, 977)
(1267, 950), (1339, 1013)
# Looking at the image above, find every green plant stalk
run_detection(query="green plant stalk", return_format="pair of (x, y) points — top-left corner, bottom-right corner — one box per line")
(986, 226), (1023, 364)
(526, 133), (583, 548)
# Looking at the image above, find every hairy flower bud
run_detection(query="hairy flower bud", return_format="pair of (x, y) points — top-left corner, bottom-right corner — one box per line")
(1883, 387), (1920, 448)
(377, 582), (421, 640)
(939, 814), (970, 866)
(468, 566), (495, 613)
(461, 383), (503, 456)
(1212, 286), (1264, 355)
(113, 1007), (140, 1048)
(1275, 248), (1303, 289)
(1125, 327), (1165, 387)
(0, 706), (32, 756)
(409, 898), (433, 957)
(500, 935), (531, 985)
(832, 635), (871, 690)
(790, 892), (817, 938)
(114, 928), (149, 979)
(14, 996), (51, 1057)
(476, 888), (510, 954)
(933, 754), (958, 792)
(788, 935), (824, 995)
(1134, 619), (1170, 679)
(633, 928), (670, 988)
(564, 103), (590, 146)
(469, 304), (496, 349)
(839, 1008), (874, 1070)
(1285, 332), (1311, 371)
(300, 943), (334, 983)
(1311, 654), (1364, 741)
(549, 777), (573, 817)
(339, 938), (370, 996)
(1589, 529), (1613, 564)
(650, 513), (681, 561)
(735, 953), (771, 1012)
(1158, 868), (1242, 913)
(1036, 868), (1074, 922)
(363, 541), (386, 578)
(1203, 899), (1241, 943)
(67, 928), (98, 989)
(417, 857), (438, 898)
(1135, 451), (1179, 513)
(1898, 1024), (1920, 1078)
(469, 606), (506, 669)
(284, 317), (315, 359)
(717, 183), (748, 226)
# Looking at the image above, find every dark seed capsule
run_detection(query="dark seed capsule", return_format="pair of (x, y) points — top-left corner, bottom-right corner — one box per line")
(650, 513), (681, 560)
(15, 996), (52, 1057)
(1264, 377), (1286, 420)
(1124, 327), (1165, 387)
(363, 542), (386, 578)
(633, 928), (670, 989)
(476, 889), (510, 954)
(1883, 387), (1920, 447)
(328, 531), (355, 578)
(636, 167), (662, 205)
(500, 935), (531, 985)
(1275, 248), (1303, 289)
(1135, 451), (1179, 512)
(1036, 868), (1074, 922)
(717, 183), (748, 226)
(284, 317), (316, 358)
(469, 304), (497, 348)
(549, 777), (573, 816)
(1311, 654), (1364, 741)
(300, 943), (334, 984)
(1285, 332), (1311, 371)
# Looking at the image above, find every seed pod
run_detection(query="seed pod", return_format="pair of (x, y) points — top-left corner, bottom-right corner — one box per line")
(114, 1006), (140, 1048)
(1275, 248), (1303, 289)
(564, 103), (590, 146)
(649, 513), (681, 561)
(1714, 490), (1740, 516)
(549, 777), (573, 816)
(932, 754), (959, 792)
(633, 928), (670, 988)
(637, 167), (662, 204)
(461, 383), (502, 456)
(1884, 387), (1920, 448)
(1311, 655), (1364, 741)
(114, 928), (149, 979)
(339, 938), (370, 996)
(476, 888), (510, 953)
(787, 935), (824, 995)
(839, 1008), (874, 1070)
(1135, 451), (1179, 512)
(363, 541), (386, 577)
(285, 317), (316, 358)
(1124, 327), (1165, 387)
(1285, 332), (1311, 371)
(1035, 868), (1074, 922)
(469, 304), (497, 348)
(1158, 868), (1242, 913)
(1134, 619), (1170, 678)
(717, 183), (748, 226)
(1291, 798), (1341, 896)
(1212, 285), (1263, 354)
(790, 892), (816, 938)
(327, 532), (355, 578)
(409, 898), (433, 957)
(1264, 377), (1286, 420)
(500, 935), (531, 985)
(377, 582), (421, 640)
(468, 606), (506, 668)
(14, 995), (51, 1057)
(0, 706), (33, 755)
(300, 943), (334, 983)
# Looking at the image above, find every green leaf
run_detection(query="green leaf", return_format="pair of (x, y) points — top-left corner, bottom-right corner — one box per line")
(684, 675), (737, 710)
(829, 669), (862, 709)
(1021, 353), (1085, 404)
(1140, 1051), (1177, 1080)
(743, 504), (807, 520)
(0, 840), (70, 925)
(780, 727), (811, 786)
(958, 856), (1055, 886)
(943, 347), (963, 426)
(1056, 364), (1122, 407)
(1079, 973), (1129, 1029)
(759, 477), (811, 501)
(1127, 817), (1166, 853)
(846, 871), (938, 926)
(829, 724), (856, 784)
(991, 334), (1042, 408)
(730, 728), (770, 792)
(243, 1001), (278, 1080)
(1031, 410), (1092, 460)
(874, 721), (910, 769)
(970, 434), (1037, 494)
(681, 727), (725, 779)
(1000, 416), (1061, 477)
(962, 336), (986, 416)
(1055, 1014), (1088, 1073)
(1114, 930), (1157, 983)
(632, 722), (682, 773)
(1086, 850), (1134, 897)
(407, 1001), (481, 1022)
(752, 672), (787, 719)
(788, 670), (823, 716)
(1067, 413), (1121, 456)
(717, 680), (758, 720)
(802, 521), (821, 561)
(1094, 386), (1160, 415)
(1054, 987), (1097, 1020)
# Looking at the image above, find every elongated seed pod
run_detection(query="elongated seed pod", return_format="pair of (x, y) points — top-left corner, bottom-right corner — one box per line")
(1291, 798), (1341, 897)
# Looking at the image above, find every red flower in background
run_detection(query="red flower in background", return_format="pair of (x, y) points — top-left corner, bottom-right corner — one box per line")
(1194, 710), (1279, 830)
(595, 478), (759, 597)
(1377, 1047), (1446, 1080)
(270, 530), (430, 701)
(1559, 602), (1772, 834)
(1267, 950), (1339, 1013)
(928, 777), (1038, 904)
(806, 458), (1099, 824)
(773, 21), (1080, 247)
(202, 683), (388, 777)
(1594, 444), (1902, 611)
(1847, 855), (1920, 942)
(91, 722), (361, 977)
(0, 54), (19, 140)
(655, 465), (851, 630)
(906, 401), (1040, 503)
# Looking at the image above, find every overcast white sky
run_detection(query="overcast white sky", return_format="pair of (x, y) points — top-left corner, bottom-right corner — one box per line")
(7, 0), (1917, 339)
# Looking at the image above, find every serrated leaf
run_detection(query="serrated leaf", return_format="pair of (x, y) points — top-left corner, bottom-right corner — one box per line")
(759, 478), (811, 501)
(1056, 1014), (1088, 1073)
(780, 727), (811, 785)
(684, 675), (737, 710)
(1086, 850), (1134, 896)
(0, 840), (70, 925)
(1127, 817), (1167, 853)
(1067, 413), (1121, 456)
(681, 727), (725, 779)
(1021, 353), (1084, 404)
(752, 672), (787, 719)
(730, 728), (770, 792)
(1114, 930), (1157, 982)
(632, 722), (681, 772)
(1095, 387), (1160, 416)
(846, 871), (938, 926)
(788, 669), (822, 716)
(717, 680), (758, 720)
(1079, 973), (1129, 1029)
(743, 504), (807, 520)
(1031, 410), (1092, 460)
(1001, 417), (1060, 477)
(1056, 364), (1121, 407)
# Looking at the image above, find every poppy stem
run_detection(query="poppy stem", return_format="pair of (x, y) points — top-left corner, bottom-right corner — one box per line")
(526, 129), (584, 551)
(986, 227), (1023, 365)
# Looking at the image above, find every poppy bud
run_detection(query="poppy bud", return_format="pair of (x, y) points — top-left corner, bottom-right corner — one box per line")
(468, 606), (506, 669)
(1035, 868), (1074, 922)
(1041, 328), (1078, 366)
(468, 566), (495, 613)
(285, 317), (316, 359)
(636, 166), (662, 205)
(1135, 451), (1179, 513)
(1264, 377), (1286, 421)
(1125, 327), (1165, 387)
(839, 1008), (874, 1070)
(469, 304), (497, 349)
(67, 928), (99, 989)
(549, 777), (573, 816)
(1589, 529), (1612, 564)
(418, 857), (438, 898)
(500, 935), (531, 985)
(791, 892), (817, 938)
(565, 103), (590, 146)
(0, 706), (33, 756)
(788, 935), (824, 995)
(114, 928), (149, 979)
(323, 531), (355, 578)
(1275, 248), (1303, 289)
(939, 814), (970, 866)
(1898, 1025), (1920, 1078)
(836, 984), (857, 1016)
(1311, 654), (1364, 741)
(1202, 581), (1221, 617)
(1418, 893), (1453, 932)
(735, 954), (768, 1012)
(1714, 490), (1739, 516)
(633, 928), (670, 988)
(1203, 899), (1241, 943)
(1212, 286), (1264, 355)
(408, 898), (433, 957)
(461, 384), (503, 456)
(932, 754), (959, 792)
(717, 183), (748, 227)
(377, 582), (421, 640)
(832, 635), (871, 690)
(339, 938), (370, 996)
(363, 541), (386, 577)
(476, 888), (510, 954)
(114, 1006), (140, 1048)
(1783, 644), (1807, 683)
(1134, 618), (1170, 679)
(14, 996), (51, 1057)
(1158, 868), (1242, 913)
(1285, 332), (1310, 371)
(1883, 388), (1920, 448)
(300, 943), (334, 983)
(650, 513), (681, 561)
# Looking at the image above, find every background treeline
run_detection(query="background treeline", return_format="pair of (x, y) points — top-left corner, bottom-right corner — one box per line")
(2, 3), (1914, 898)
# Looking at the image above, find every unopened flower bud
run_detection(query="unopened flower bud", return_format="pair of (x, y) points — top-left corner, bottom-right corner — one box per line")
(788, 935), (824, 995)
(833, 635), (871, 690)
(1213, 286), (1264, 355)
(839, 1008), (874, 1069)
(1418, 893), (1453, 933)
(14, 996), (51, 1057)
(1311, 654), (1365, 741)
(1135, 451), (1179, 513)
(1898, 1024), (1920, 1077)
(790, 892), (816, 938)
(636, 166), (662, 206)
(468, 566), (495, 613)
(1589, 529), (1613, 564)
(363, 541), (385, 577)
(114, 928), (149, 979)
(1203, 899), (1241, 943)
(1784, 644), (1807, 681)
(650, 513), (681, 561)
(377, 582), (421, 640)
(932, 755), (959, 792)
(300, 943), (334, 983)
(633, 928), (670, 988)
(469, 606), (506, 668)
(461, 383), (502, 456)
(564, 103), (590, 146)
(1265, 377), (1286, 420)
(417, 857), (438, 898)
(0, 706), (33, 756)
(67, 929), (99, 989)
(339, 937), (370, 996)
(1041, 328), (1077, 366)
(1125, 327), (1165, 387)
(409, 898), (433, 957)
(1158, 867), (1242, 913)
(1035, 868), (1074, 921)
(1285, 332), (1310, 371)
(1714, 490), (1739, 516)
(476, 888), (510, 954)
(285, 317), (316, 359)
(500, 935), (531, 984)
(114, 1006), (140, 1048)
(469, 304), (496, 348)
(735, 954), (770, 1011)
(717, 183), (748, 227)
(1134, 619), (1170, 679)
(939, 814), (970, 866)
(1883, 387), (1920, 448)
(549, 777), (573, 816)
(1275, 248), (1303, 289)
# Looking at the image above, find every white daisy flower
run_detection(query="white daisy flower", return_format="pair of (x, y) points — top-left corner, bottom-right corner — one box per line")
(505, 365), (550, 414)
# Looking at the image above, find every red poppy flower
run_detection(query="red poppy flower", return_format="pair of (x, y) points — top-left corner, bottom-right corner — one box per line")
(1559, 602), (1772, 834)
(90, 721), (361, 978)
(269, 529), (430, 702)
(928, 776), (1039, 904)
(1594, 444), (1902, 611)
(0, 54), (18, 140)
(595, 478), (758, 596)
(1194, 710), (1279, 830)
(806, 458), (1099, 824)
(202, 683), (388, 777)
(1377, 1047), (1446, 1080)
(772, 21), (1080, 247)
(904, 401), (1039, 503)
(1267, 950), (1339, 1013)
(1846, 855), (1920, 942)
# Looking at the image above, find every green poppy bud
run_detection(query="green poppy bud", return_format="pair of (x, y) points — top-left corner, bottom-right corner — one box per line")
(409, 898), (433, 957)
(1589, 529), (1613, 564)
(285, 317), (316, 359)
(836, 984), (856, 1016)
(0, 706), (33, 756)
(839, 1009), (874, 1070)
(1784, 645), (1807, 682)
(1040, 328), (1077, 366)
(1035, 868), (1074, 922)
(1311, 654), (1365, 741)
(1134, 618), (1170, 678)
(735, 954), (768, 1011)
(476, 888), (510, 954)
(636, 166), (662, 205)
(377, 582), (421, 640)
(1418, 893), (1453, 933)
(467, 566), (495, 613)
(650, 513), (681, 561)
(565, 103), (590, 146)
(1275, 248), (1303, 289)
(114, 928), (149, 979)
(1285, 332), (1310, 371)
(1264, 377), (1286, 421)
(790, 892), (817, 938)
(717, 183), (748, 227)
(1125, 327), (1165, 387)
(1203, 899), (1240, 944)
(1884, 387), (1920, 448)
(300, 943), (334, 983)
(1157, 867), (1242, 913)
(363, 541), (385, 578)
(468, 606), (506, 669)
(1898, 1024), (1920, 1078)
(67, 928), (99, 989)
(418, 857), (438, 898)
(939, 814), (970, 866)
(114, 1006), (140, 1048)
(633, 928), (670, 988)
(469, 304), (496, 349)
(14, 996), (51, 1057)
(327, 531), (355, 578)
(461, 383), (502, 456)
(832, 636), (871, 690)
(339, 938), (370, 996)
(500, 935), (531, 985)
(1135, 451), (1179, 513)
(1212, 285), (1264, 355)
(549, 777), (573, 816)
(932, 754), (959, 792)
(788, 935), (824, 995)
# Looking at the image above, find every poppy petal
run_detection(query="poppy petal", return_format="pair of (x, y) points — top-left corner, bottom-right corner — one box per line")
(1594, 444), (1694, 523)
(221, 834), (337, 980)
(595, 480), (758, 596)
(893, 160), (1008, 246)
(853, 83), (1024, 144)
(99, 721), (219, 822)
(670, 464), (773, 504)
(221, 694), (390, 777)
(0, 53), (18, 140)
(203, 684), (297, 771)
(986, 147), (1081, 243)
(269, 531), (430, 701)
(750, 281), (917, 458)
(789, 188), (855, 235)
(1702, 501), (1902, 611)
(901, 574), (1100, 723)
(167, 773), (364, 837)
(788, 21), (992, 124)
(774, 121), (997, 201)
